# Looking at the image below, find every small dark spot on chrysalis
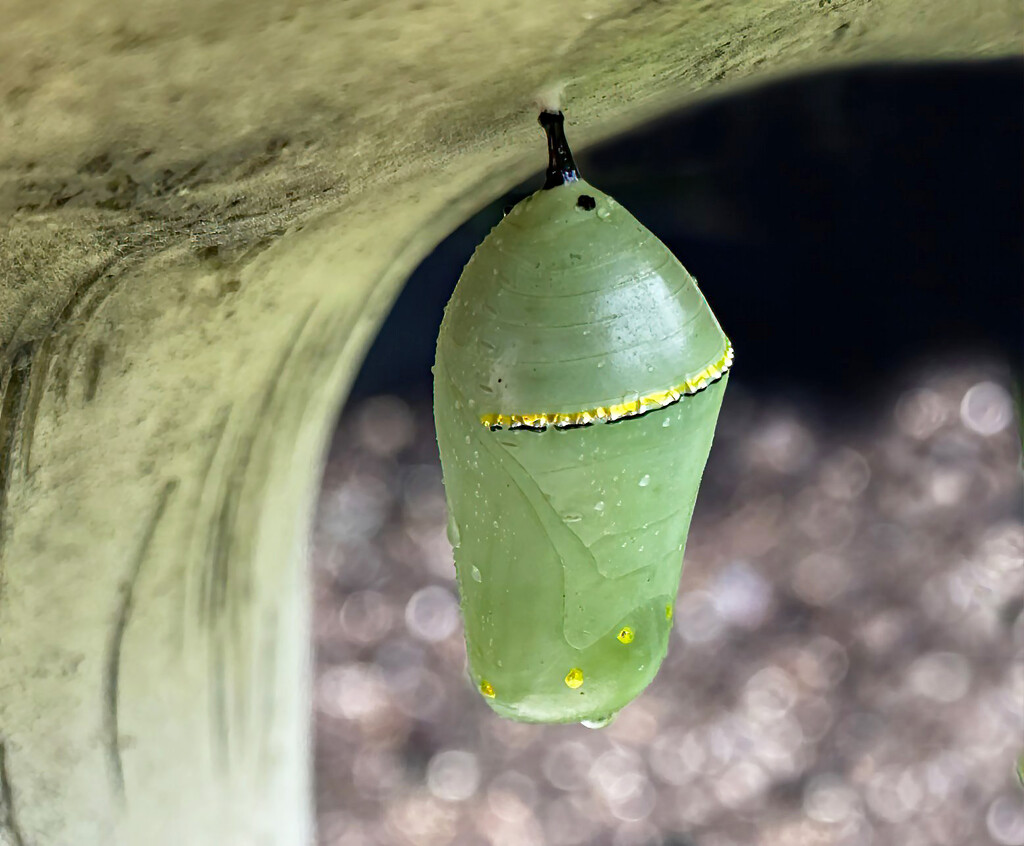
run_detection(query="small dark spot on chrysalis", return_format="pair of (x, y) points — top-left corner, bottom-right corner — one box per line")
(576, 195), (596, 211)
(497, 378), (502, 383)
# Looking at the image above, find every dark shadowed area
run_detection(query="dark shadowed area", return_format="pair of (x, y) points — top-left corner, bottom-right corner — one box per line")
(314, 61), (1023, 846)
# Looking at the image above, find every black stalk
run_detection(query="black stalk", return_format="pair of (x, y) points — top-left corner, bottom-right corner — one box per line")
(539, 111), (580, 189)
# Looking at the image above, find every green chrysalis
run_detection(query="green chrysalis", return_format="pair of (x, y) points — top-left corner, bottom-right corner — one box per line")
(433, 111), (732, 724)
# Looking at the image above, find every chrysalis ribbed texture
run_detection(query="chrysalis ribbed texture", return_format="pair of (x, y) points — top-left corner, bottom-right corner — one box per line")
(434, 176), (731, 724)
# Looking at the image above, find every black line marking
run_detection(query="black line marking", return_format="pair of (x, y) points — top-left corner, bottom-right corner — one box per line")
(0, 741), (26, 846)
(185, 405), (231, 652)
(19, 336), (53, 478)
(0, 351), (32, 565)
(203, 306), (314, 627)
(83, 340), (108, 402)
(104, 478), (178, 799)
(201, 304), (315, 768)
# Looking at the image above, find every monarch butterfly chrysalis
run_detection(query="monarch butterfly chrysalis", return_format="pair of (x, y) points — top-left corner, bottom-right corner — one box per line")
(434, 111), (732, 724)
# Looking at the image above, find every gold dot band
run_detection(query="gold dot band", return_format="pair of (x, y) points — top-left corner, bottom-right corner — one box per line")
(480, 341), (733, 431)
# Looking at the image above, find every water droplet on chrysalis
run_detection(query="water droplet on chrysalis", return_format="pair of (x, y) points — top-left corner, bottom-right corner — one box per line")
(581, 712), (617, 728)
(446, 514), (461, 548)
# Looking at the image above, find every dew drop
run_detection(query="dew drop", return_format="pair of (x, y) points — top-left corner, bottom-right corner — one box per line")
(563, 513), (583, 523)
(470, 566), (482, 582)
(662, 418), (671, 428)
(594, 501), (606, 513)
(581, 711), (617, 729)
(638, 474), (651, 487)
(464, 435), (471, 444)
(446, 514), (461, 548)
(596, 207), (611, 220)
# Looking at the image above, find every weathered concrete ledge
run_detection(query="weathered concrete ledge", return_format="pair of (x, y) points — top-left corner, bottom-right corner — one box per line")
(0, 1), (1020, 842)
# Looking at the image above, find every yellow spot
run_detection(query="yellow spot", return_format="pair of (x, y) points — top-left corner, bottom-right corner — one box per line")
(665, 604), (674, 622)
(479, 680), (495, 698)
(564, 668), (584, 689)
(478, 341), (733, 430)
(617, 626), (634, 644)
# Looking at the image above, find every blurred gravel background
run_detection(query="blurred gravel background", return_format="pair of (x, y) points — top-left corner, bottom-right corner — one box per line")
(312, 362), (1022, 846)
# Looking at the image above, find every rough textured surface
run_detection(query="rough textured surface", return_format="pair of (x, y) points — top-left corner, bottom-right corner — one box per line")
(0, 1), (1020, 843)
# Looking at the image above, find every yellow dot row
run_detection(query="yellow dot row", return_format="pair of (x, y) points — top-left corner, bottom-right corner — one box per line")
(479, 618), (662, 699)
